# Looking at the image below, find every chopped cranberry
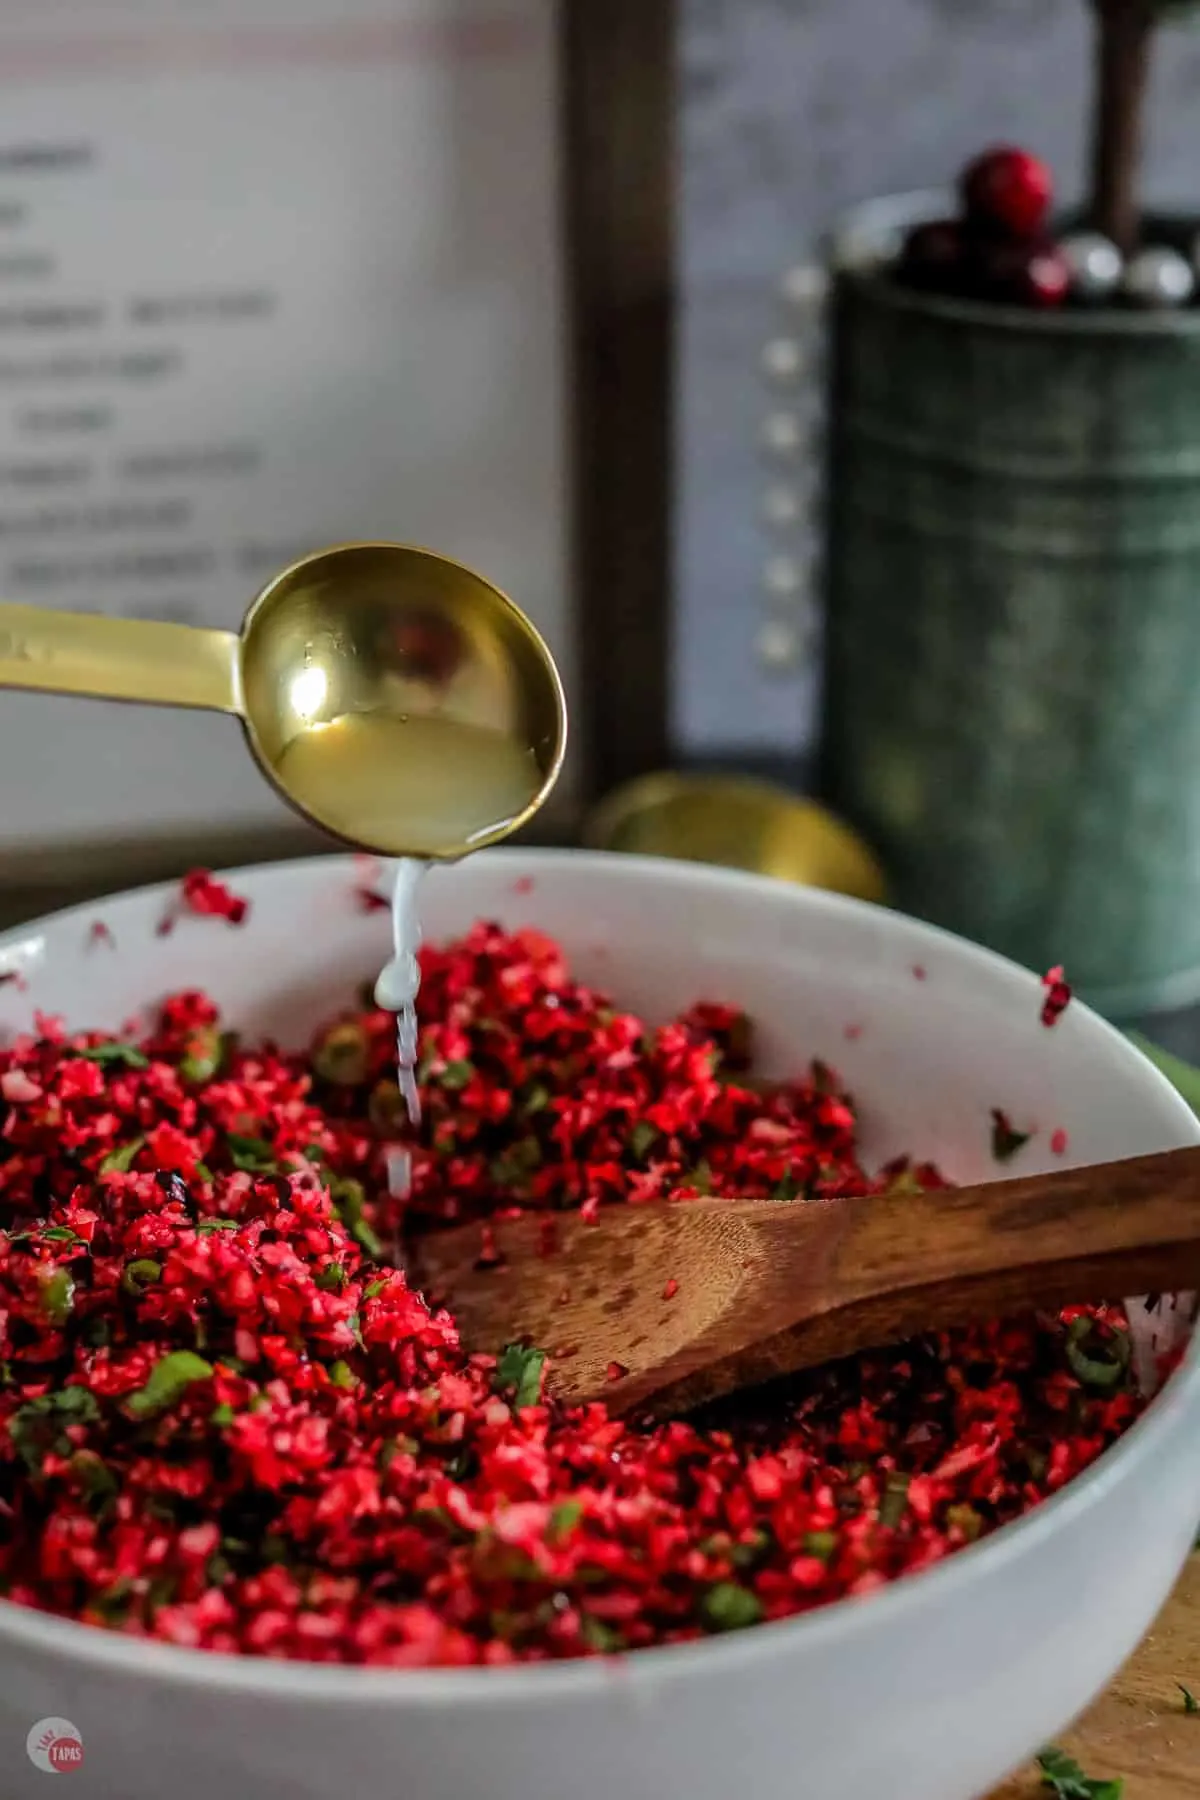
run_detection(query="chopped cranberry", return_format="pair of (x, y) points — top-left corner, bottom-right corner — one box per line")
(180, 869), (249, 926)
(0, 923), (1137, 1668)
(1041, 965), (1073, 1027)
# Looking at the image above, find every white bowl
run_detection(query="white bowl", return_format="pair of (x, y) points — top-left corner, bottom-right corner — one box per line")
(2, 849), (1199, 1800)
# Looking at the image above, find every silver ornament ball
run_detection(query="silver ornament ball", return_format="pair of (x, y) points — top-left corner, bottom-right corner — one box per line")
(1058, 231), (1123, 304)
(1122, 244), (1195, 310)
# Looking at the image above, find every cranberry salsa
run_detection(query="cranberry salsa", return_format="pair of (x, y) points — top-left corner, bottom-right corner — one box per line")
(0, 878), (1145, 1668)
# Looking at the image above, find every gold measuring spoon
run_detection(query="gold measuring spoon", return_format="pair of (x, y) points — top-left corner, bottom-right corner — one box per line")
(0, 542), (567, 860)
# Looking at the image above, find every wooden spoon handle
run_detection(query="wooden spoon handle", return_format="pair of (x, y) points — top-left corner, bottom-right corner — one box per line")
(409, 1146), (1200, 1418)
(651, 1145), (1200, 1415)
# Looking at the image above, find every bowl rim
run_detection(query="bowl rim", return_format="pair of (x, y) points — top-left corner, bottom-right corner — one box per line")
(0, 846), (1196, 1703)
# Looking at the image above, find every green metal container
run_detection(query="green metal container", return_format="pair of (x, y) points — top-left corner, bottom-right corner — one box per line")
(821, 194), (1200, 1019)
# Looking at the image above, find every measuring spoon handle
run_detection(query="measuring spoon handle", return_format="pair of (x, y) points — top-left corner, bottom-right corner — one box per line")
(0, 601), (240, 713)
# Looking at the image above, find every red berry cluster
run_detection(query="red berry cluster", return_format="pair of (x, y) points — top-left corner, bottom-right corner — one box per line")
(898, 145), (1069, 309)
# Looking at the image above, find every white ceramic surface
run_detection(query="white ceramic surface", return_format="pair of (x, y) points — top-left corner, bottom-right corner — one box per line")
(2, 850), (1200, 1800)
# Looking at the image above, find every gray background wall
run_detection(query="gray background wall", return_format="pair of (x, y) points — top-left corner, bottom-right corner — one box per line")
(673, 0), (1200, 764)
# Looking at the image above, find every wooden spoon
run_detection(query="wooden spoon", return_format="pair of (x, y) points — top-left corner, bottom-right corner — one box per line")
(408, 1146), (1200, 1418)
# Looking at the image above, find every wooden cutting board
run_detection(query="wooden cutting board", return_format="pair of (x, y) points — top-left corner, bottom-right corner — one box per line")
(987, 1036), (1200, 1795)
(989, 1556), (1200, 1797)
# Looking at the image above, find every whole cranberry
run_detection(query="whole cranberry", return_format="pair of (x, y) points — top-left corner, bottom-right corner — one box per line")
(896, 219), (967, 294)
(971, 238), (1070, 309)
(960, 145), (1053, 240)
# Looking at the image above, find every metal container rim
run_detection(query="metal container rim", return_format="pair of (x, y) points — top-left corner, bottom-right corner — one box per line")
(830, 188), (1200, 340)
(839, 265), (1200, 340)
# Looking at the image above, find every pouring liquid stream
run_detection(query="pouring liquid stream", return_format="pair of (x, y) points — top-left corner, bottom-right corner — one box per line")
(352, 718), (542, 1206)
(374, 856), (427, 1204)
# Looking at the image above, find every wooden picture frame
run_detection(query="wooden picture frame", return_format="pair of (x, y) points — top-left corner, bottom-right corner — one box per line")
(559, 0), (676, 809)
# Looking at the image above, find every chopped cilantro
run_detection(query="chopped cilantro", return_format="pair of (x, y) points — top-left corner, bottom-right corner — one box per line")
(40, 1268), (75, 1326)
(729, 1529), (772, 1570)
(1037, 1746), (1123, 1799)
(179, 1028), (230, 1084)
(579, 1614), (625, 1654)
(91, 1579), (135, 1624)
(878, 1472), (910, 1528)
(489, 1139), (543, 1187)
(100, 1137), (144, 1174)
(884, 1165), (924, 1195)
(71, 1450), (118, 1510)
(312, 1021), (369, 1086)
(438, 1059), (474, 1091)
(120, 1258), (162, 1296)
(990, 1107), (1031, 1162)
(146, 1573), (177, 1613)
(125, 1351), (214, 1419)
(548, 1499), (583, 1540)
(628, 1121), (657, 1161)
(226, 1133), (278, 1174)
(1065, 1319), (1131, 1392)
(699, 1581), (763, 1633)
(803, 1529), (837, 1563)
(76, 1041), (150, 1070)
(495, 1342), (547, 1411)
(946, 1502), (984, 1543)
(331, 1178), (384, 1259)
(9, 1387), (101, 1473)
